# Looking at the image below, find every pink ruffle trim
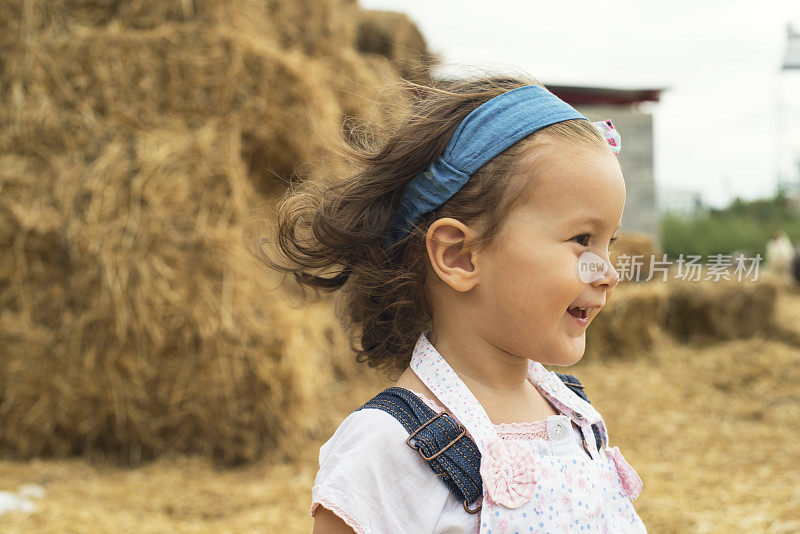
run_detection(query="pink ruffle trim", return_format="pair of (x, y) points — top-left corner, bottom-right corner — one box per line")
(310, 496), (367, 534)
(494, 421), (549, 440)
(405, 388), (550, 440)
(606, 446), (643, 501)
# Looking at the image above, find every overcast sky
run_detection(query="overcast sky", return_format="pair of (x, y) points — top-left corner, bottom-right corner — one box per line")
(361, 0), (800, 209)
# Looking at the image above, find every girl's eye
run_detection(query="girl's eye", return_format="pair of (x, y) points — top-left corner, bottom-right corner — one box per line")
(572, 234), (620, 248)
(572, 233), (592, 247)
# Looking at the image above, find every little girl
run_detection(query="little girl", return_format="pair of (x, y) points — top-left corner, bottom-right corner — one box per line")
(264, 74), (646, 533)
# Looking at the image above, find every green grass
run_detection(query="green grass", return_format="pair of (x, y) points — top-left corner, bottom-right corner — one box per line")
(660, 192), (800, 259)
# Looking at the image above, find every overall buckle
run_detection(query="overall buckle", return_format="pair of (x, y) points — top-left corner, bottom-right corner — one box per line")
(406, 412), (467, 461)
(463, 497), (482, 514)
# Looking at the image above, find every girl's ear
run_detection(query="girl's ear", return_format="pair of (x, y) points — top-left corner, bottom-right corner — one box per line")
(426, 218), (480, 292)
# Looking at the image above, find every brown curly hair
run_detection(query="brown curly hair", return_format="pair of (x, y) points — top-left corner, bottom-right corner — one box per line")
(257, 74), (607, 379)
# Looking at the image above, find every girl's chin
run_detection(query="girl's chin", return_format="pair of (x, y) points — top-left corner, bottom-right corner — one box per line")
(549, 353), (585, 367)
(538, 342), (585, 367)
(559, 337), (587, 366)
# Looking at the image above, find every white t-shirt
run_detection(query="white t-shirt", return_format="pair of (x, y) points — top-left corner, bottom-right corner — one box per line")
(310, 390), (590, 534)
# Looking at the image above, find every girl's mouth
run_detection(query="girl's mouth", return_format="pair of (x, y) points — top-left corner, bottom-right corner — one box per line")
(567, 306), (588, 319)
(566, 306), (589, 326)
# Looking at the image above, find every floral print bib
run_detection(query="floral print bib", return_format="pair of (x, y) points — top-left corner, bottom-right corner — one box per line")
(410, 333), (646, 533)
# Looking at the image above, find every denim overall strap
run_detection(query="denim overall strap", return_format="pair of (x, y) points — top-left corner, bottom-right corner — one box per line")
(357, 387), (484, 512)
(355, 374), (602, 515)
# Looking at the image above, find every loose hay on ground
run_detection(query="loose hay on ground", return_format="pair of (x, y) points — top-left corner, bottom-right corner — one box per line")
(2, 314), (798, 532)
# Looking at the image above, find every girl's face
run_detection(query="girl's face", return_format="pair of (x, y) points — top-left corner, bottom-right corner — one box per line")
(472, 140), (625, 366)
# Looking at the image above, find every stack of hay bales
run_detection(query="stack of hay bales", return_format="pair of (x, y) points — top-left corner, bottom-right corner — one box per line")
(663, 279), (778, 343)
(583, 231), (667, 359)
(356, 10), (434, 83)
(610, 231), (663, 283)
(586, 277), (779, 360)
(585, 282), (669, 360)
(586, 229), (781, 359)
(0, 0), (433, 464)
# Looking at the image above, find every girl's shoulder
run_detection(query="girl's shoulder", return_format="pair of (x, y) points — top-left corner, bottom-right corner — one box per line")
(312, 408), (461, 533)
(323, 405), (411, 448)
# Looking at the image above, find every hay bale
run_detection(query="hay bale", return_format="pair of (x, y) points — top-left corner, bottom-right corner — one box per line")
(0, 0), (431, 465)
(0, 121), (358, 464)
(663, 279), (778, 343)
(610, 231), (662, 283)
(5, 25), (339, 163)
(1, 0), (359, 55)
(1, 23), (404, 194)
(356, 9), (435, 83)
(585, 282), (668, 360)
(585, 278), (780, 360)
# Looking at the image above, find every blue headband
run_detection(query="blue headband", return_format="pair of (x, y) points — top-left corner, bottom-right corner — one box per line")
(382, 84), (614, 254)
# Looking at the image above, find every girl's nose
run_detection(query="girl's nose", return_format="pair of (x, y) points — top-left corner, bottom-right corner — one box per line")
(592, 256), (619, 288)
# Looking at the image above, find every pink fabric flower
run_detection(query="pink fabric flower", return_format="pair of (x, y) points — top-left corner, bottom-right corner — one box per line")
(479, 438), (536, 508)
(606, 446), (643, 500)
